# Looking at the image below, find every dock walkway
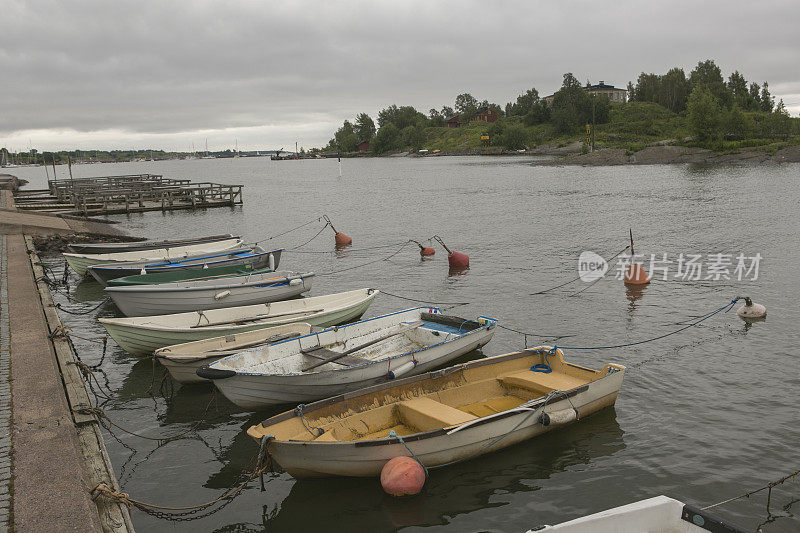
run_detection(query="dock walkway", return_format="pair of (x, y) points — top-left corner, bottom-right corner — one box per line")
(0, 178), (133, 532)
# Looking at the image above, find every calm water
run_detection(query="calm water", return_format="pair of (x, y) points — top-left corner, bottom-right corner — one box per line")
(12, 157), (800, 531)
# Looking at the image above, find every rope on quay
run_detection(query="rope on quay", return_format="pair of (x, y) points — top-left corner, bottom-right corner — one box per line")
(702, 469), (800, 512)
(55, 297), (111, 315)
(90, 435), (276, 521)
(530, 244), (630, 296)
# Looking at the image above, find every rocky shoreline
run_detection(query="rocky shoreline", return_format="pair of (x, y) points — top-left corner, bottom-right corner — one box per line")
(531, 143), (800, 166)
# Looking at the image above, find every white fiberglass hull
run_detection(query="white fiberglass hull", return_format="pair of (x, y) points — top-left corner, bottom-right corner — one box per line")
(99, 289), (377, 356)
(106, 273), (313, 316)
(210, 313), (496, 409)
(64, 237), (244, 275)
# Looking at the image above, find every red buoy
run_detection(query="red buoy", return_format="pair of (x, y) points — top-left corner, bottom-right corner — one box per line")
(380, 457), (426, 497)
(448, 251), (469, 268)
(411, 240), (435, 256)
(433, 235), (469, 268)
(324, 215), (352, 246)
(334, 232), (352, 246)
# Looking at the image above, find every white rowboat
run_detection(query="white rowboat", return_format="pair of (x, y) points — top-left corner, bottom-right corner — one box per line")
(198, 308), (498, 409)
(528, 495), (749, 532)
(64, 237), (244, 275)
(105, 271), (314, 316)
(155, 323), (314, 384)
(99, 288), (378, 356)
(67, 234), (238, 255)
(246, 347), (625, 478)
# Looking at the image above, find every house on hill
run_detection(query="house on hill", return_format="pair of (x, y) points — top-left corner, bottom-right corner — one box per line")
(472, 107), (498, 123)
(543, 80), (627, 105)
(446, 115), (461, 128)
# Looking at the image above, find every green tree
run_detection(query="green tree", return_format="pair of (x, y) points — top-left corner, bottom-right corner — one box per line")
(354, 113), (376, 142)
(441, 106), (455, 118)
(332, 120), (359, 152)
(455, 93), (479, 121)
(749, 82), (762, 110)
(402, 125), (426, 150)
(659, 68), (689, 113)
(689, 59), (731, 108)
(551, 73), (591, 134)
(760, 82), (774, 112)
(428, 109), (444, 127)
(377, 105), (426, 129)
(372, 123), (400, 153)
(634, 72), (661, 103)
(687, 86), (723, 143)
(724, 106), (751, 139)
(502, 125), (528, 150)
(626, 81), (635, 101)
(506, 88), (540, 116)
(524, 100), (550, 125)
(727, 71), (752, 110)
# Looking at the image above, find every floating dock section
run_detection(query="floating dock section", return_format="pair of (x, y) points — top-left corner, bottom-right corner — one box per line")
(13, 173), (243, 216)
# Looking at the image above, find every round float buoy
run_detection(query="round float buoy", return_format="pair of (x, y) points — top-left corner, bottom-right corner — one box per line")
(448, 251), (469, 268)
(380, 456), (426, 497)
(624, 263), (650, 285)
(334, 232), (352, 246)
(411, 240), (435, 256)
(736, 297), (767, 320)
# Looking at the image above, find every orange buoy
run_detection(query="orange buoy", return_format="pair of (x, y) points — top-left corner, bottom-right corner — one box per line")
(411, 240), (435, 256)
(433, 235), (469, 268)
(380, 456), (426, 497)
(623, 229), (649, 286)
(334, 232), (352, 245)
(624, 263), (650, 285)
(324, 215), (352, 246)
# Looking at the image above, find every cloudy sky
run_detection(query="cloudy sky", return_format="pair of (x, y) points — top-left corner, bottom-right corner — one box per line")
(2, 0), (799, 152)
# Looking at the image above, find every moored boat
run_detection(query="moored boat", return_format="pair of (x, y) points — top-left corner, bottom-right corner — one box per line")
(99, 288), (378, 356)
(87, 248), (281, 285)
(67, 234), (238, 255)
(106, 264), (273, 287)
(155, 323), (314, 384)
(528, 495), (748, 532)
(245, 347), (625, 478)
(106, 270), (314, 316)
(63, 236), (245, 275)
(197, 308), (498, 409)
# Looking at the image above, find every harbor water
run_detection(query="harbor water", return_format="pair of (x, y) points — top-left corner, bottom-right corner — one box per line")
(11, 156), (800, 531)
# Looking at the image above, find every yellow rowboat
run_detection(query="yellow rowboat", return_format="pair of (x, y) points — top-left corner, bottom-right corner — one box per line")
(247, 347), (625, 478)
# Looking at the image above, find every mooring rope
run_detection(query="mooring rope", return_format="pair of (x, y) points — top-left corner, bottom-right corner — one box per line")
(315, 241), (414, 276)
(55, 297), (110, 315)
(251, 215), (327, 245)
(288, 221), (331, 250)
(702, 469), (800, 511)
(530, 244), (630, 295)
(376, 289), (470, 308)
(90, 435), (275, 521)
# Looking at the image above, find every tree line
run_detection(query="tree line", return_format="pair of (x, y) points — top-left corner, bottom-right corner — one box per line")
(326, 59), (795, 153)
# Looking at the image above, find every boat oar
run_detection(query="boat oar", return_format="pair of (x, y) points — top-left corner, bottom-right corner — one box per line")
(189, 308), (324, 328)
(302, 321), (423, 372)
(207, 332), (302, 353)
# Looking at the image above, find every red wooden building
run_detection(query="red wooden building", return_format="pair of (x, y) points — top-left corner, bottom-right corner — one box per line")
(473, 106), (498, 123)
(446, 115), (461, 128)
(357, 140), (370, 152)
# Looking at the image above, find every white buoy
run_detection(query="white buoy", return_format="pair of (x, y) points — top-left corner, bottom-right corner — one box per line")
(268, 253), (275, 271)
(737, 297), (767, 320)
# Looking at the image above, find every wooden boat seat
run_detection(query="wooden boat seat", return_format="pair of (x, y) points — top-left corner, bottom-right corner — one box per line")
(458, 395), (526, 418)
(500, 370), (587, 394)
(301, 347), (371, 367)
(398, 397), (477, 432)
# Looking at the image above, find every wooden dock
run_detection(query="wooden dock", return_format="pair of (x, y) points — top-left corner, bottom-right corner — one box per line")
(13, 173), (243, 216)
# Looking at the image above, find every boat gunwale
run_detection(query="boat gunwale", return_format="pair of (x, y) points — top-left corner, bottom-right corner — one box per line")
(87, 248), (282, 272)
(254, 348), (573, 429)
(258, 359), (623, 448)
(62, 237), (246, 261)
(98, 288), (378, 331)
(210, 307), (497, 377)
(104, 271), (313, 294)
(68, 234), (237, 253)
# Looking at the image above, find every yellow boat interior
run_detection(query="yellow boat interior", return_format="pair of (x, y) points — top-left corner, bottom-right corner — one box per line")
(247, 348), (624, 444)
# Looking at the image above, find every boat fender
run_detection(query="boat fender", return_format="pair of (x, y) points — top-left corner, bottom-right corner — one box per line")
(196, 365), (237, 380)
(203, 263), (209, 269)
(268, 253), (275, 271)
(387, 360), (417, 379)
(539, 408), (578, 427)
(214, 290), (231, 300)
(289, 278), (302, 286)
(140, 267), (146, 275)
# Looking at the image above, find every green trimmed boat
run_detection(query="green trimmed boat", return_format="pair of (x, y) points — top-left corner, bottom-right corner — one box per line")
(107, 264), (274, 287)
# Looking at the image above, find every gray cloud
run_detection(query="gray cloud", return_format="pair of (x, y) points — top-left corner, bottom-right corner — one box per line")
(2, 0), (799, 150)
